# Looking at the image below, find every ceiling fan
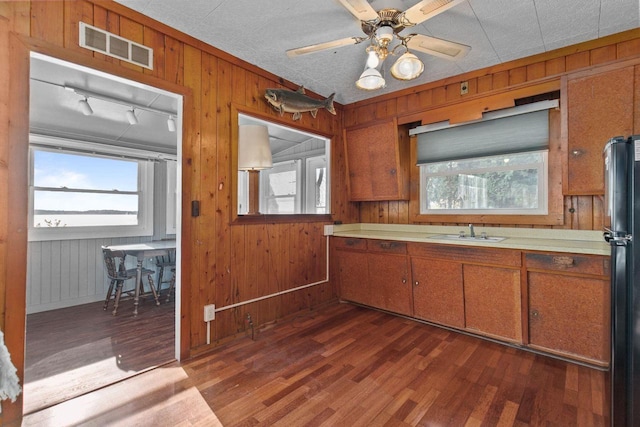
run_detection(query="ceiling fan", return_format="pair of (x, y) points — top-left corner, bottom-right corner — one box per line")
(286, 0), (470, 90)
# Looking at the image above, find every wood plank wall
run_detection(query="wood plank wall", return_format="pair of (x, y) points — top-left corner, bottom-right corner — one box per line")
(0, 1), (358, 421)
(344, 30), (640, 230)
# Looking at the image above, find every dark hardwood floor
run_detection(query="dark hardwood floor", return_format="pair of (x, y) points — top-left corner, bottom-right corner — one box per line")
(23, 302), (609, 426)
(23, 294), (175, 414)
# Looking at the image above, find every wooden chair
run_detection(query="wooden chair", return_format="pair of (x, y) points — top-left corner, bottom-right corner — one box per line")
(155, 250), (176, 298)
(166, 268), (176, 303)
(102, 246), (160, 315)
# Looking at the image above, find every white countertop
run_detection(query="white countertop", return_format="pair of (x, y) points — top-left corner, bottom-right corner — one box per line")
(328, 223), (610, 256)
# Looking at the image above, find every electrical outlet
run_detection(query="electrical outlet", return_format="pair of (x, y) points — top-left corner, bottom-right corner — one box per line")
(204, 304), (216, 321)
(460, 81), (469, 95)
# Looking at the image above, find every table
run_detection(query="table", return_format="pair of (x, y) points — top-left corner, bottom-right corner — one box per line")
(106, 240), (176, 315)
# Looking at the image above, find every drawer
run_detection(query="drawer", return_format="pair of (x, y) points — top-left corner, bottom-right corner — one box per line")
(367, 240), (407, 254)
(407, 242), (521, 267)
(333, 237), (367, 251)
(525, 252), (610, 276)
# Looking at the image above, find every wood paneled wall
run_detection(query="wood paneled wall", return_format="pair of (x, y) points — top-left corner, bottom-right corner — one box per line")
(0, 1), (358, 421)
(344, 30), (640, 230)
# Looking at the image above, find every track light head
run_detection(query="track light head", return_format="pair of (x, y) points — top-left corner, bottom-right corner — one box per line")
(167, 115), (176, 132)
(126, 109), (138, 125)
(78, 97), (93, 116)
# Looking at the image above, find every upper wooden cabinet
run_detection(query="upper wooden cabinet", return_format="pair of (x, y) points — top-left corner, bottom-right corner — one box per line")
(344, 118), (410, 201)
(564, 64), (635, 195)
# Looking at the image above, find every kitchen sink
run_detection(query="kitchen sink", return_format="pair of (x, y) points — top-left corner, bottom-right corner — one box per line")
(428, 234), (507, 243)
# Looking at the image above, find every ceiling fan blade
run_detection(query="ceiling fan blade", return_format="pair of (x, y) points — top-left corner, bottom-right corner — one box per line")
(336, 0), (379, 22)
(401, 0), (465, 26)
(286, 36), (362, 58)
(407, 34), (470, 60)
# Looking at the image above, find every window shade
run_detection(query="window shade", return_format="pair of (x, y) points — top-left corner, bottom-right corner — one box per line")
(414, 102), (555, 165)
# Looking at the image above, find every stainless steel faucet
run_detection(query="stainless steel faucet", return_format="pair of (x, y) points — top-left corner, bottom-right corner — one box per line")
(469, 223), (475, 238)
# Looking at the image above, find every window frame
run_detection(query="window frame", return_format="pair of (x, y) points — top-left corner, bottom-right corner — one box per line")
(419, 150), (549, 215)
(305, 155), (328, 214)
(28, 135), (155, 241)
(231, 106), (333, 224)
(407, 89), (564, 226)
(165, 160), (178, 235)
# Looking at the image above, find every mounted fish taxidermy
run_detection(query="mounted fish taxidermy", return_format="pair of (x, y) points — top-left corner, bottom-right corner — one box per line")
(264, 86), (336, 121)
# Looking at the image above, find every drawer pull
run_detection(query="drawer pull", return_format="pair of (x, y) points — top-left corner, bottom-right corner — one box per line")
(552, 256), (575, 267)
(402, 278), (407, 284)
(530, 309), (540, 319)
(379, 242), (393, 249)
(414, 281), (419, 286)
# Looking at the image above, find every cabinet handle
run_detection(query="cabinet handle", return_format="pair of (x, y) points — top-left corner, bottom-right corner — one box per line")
(552, 256), (574, 268)
(379, 242), (392, 249)
(571, 149), (583, 157)
(402, 278), (407, 284)
(414, 281), (419, 286)
(530, 309), (540, 319)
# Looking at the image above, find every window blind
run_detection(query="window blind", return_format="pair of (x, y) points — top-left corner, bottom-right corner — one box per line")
(413, 100), (557, 165)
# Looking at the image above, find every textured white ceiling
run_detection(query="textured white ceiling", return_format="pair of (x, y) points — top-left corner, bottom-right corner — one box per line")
(114, 0), (640, 105)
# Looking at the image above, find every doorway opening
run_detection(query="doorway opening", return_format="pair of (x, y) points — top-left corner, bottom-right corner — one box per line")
(23, 52), (182, 414)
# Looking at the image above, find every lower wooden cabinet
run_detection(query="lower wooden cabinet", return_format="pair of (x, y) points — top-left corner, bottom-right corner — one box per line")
(336, 249), (372, 306)
(333, 237), (610, 366)
(411, 257), (464, 328)
(334, 238), (411, 315)
(463, 265), (522, 343)
(526, 252), (610, 366)
(368, 253), (411, 315)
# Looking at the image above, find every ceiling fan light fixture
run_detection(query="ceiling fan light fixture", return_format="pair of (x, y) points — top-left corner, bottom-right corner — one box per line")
(356, 67), (386, 90)
(390, 52), (424, 80)
(375, 26), (394, 44)
(365, 48), (380, 68)
(78, 97), (93, 116)
(126, 108), (139, 125)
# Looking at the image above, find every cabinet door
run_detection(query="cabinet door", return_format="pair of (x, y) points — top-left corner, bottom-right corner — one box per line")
(528, 272), (610, 364)
(411, 257), (464, 328)
(336, 249), (371, 306)
(463, 265), (522, 343)
(566, 66), (634, 194)
(368, 253), (412, 315)
(344, 119), (408, 201)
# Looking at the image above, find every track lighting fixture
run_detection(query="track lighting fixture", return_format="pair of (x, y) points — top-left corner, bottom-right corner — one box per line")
(78, 97), (93, 115)
(51, 82), (180, 131)
(126, 108), (139, 125)
(167, 115), (176, 132)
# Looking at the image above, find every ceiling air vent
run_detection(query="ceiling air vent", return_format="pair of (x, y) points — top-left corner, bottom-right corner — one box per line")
(79, 22), (153, 70)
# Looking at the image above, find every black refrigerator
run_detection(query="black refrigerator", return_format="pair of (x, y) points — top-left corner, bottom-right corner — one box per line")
(603, 135), (640, 427)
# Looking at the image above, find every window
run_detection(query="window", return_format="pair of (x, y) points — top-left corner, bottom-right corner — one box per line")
(29, 140), (154, 241)
(236, 113), (330, 216)
(261, 160), (301, 214)
(412, 100), (557, 217)
(421, 151), (548, 215)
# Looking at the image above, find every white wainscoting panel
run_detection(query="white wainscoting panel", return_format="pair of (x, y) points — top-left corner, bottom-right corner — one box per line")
(26, 236), (158, 314)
